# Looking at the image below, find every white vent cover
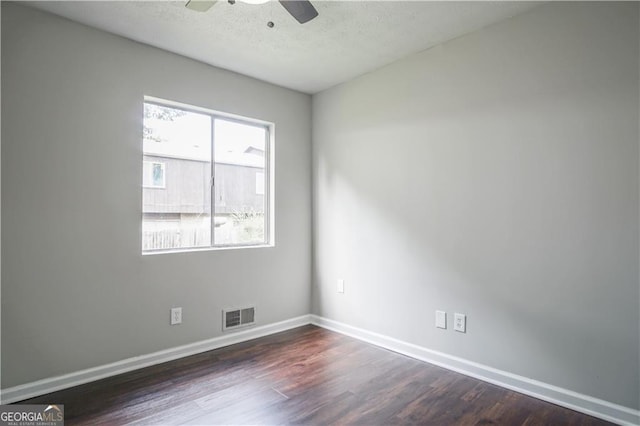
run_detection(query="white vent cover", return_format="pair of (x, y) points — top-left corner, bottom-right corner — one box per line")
(223, 306), (255, 331)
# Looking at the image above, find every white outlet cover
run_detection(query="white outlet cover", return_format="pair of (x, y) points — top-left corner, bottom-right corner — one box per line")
(171, 307), (182, 325)
(337, 279), (345, 294)
(454, 313), (466, 333)
(435, 311), (447, 329)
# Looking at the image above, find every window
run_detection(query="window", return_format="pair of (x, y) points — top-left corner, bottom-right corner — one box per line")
(143, 161), (166, 188)
(255, 172), (265, 195)
(142, 98), (272, 253)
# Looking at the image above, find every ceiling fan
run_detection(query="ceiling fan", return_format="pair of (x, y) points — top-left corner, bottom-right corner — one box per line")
(185, 0), (318, 24)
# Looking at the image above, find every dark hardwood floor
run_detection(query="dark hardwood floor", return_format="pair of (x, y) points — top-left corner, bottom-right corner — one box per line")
(20, 325), (611, 425)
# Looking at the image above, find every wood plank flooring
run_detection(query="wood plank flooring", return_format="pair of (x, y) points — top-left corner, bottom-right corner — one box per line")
(20, 325), (611, 425)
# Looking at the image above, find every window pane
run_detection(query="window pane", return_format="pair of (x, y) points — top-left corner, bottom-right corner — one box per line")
(142, 103), (212, 251)
(214, 119), (266, 245)
(143, 161), (166, 188)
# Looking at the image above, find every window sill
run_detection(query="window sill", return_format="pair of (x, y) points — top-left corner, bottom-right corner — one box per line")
(142, 243), (274, 256)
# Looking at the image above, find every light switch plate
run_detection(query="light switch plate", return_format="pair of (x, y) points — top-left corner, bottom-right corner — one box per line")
(435, 311), (447, 329)
(337, 279), (345, 294)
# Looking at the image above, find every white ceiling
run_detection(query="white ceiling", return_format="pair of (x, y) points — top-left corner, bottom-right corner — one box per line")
(27, 1), (542, 94)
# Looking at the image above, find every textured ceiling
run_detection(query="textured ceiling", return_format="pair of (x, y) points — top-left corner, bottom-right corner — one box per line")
(26, 1), (542, 94)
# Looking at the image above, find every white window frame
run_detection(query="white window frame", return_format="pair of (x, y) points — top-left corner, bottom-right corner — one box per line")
(142, 96), (275, 254)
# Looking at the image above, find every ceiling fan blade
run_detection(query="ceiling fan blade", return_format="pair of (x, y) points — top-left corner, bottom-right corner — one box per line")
(279, 0), (318, 24)
(185, 0), (217, 12)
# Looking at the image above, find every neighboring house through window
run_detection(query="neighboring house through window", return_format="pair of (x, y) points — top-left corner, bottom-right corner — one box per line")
(255, 172), (265, 195)
(143, 161), (166, 188)
(142, 97), (272, 253)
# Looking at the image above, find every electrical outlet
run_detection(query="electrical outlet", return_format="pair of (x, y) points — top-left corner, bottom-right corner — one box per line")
(435, 311), (447, 329)
(454, 313), (466, 333)
(170, 307), (182, 325)
(337, 279), (345, 294)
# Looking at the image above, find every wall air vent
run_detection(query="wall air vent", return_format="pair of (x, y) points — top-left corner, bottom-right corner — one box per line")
(223, 306), (256, 331)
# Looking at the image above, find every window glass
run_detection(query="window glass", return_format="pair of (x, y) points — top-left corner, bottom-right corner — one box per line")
(142, 103), (212, 251)
(143, 161), (166, 188)
(142, 100), (271, 253)
(214, 119), (267, 246)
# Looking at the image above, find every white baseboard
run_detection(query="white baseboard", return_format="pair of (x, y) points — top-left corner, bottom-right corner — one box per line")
(310, 315), (640, 426)
(3, 313), (638, 426)
(0, 314), (312, 405)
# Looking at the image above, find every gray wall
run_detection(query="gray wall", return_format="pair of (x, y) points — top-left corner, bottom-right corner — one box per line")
(1, 3), (311, 388)
(312, 2), (639, 409)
